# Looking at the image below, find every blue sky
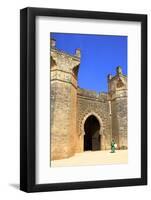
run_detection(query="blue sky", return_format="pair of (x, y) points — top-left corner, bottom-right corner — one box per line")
(51, 33), (127, 92)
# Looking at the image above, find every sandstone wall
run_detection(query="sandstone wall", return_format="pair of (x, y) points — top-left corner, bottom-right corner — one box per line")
(108, 67), (128, 149)
(111, 95), (127, 149)
(50, 48), (80, 160)
(77, 88), (112, 152)
(51, 81), (75, 160)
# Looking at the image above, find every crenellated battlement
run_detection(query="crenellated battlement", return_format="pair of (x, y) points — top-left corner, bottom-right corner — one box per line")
(50, 38), (81, 68)
(51, 48), (81, 62)
(77, 87), (108, 102)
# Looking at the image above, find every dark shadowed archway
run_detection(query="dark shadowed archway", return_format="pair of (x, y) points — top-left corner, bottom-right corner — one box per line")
(84, 115), (101, 151)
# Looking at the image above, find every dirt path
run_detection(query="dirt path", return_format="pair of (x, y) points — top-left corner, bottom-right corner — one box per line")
(51, 150), (128, 167)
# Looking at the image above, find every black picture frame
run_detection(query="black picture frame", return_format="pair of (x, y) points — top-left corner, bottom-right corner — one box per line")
(20, 7), (147, 192)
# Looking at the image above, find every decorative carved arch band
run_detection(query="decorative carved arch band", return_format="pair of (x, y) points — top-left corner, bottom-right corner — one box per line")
(80, 112), (104, 136)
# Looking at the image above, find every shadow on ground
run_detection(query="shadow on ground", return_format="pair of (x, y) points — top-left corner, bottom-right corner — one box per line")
(9, 183), (19, 190)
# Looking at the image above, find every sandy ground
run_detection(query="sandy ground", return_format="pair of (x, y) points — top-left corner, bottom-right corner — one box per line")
(51, 150), (128, 167)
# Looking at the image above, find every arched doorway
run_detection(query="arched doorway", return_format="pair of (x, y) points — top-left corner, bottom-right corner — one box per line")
(84, 115), (101, 151)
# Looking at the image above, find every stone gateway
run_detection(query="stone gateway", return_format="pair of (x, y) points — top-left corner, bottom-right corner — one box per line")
(50, 39), (127, 160)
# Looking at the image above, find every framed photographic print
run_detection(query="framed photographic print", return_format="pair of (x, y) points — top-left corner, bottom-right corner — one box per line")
(20, 7), (147, 192)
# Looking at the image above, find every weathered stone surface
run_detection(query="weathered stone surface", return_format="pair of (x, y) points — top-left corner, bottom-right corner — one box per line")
(108, 68), (128, 149)
(77, 89), (111, 151)
(50, 40), (127, 160)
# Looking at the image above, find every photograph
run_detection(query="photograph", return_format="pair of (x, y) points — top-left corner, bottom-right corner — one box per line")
(20, 7), (147, 192)
(50, 33), (128, 167)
